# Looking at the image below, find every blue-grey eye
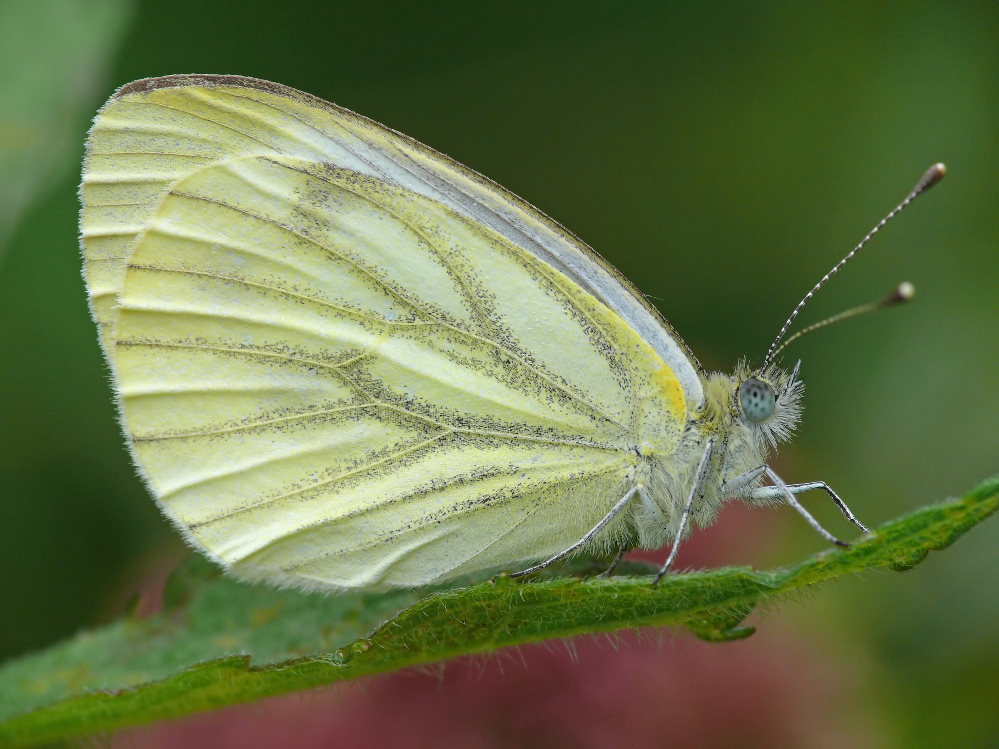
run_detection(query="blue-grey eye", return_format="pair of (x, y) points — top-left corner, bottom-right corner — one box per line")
(739, 377), (775, 422)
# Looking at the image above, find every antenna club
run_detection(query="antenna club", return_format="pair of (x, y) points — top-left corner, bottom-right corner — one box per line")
(888, 281), (916, 304)
(916, 163), (946, 194)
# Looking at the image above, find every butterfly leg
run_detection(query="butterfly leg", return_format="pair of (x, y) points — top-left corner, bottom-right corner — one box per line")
(757, 467), (857, 547)
(599, 544), (628, 578)
(653, 439), (715, 586)
(508, 485), (640, 579)
(750, 480), (869, 533)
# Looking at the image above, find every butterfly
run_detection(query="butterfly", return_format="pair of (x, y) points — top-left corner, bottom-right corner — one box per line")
(80, 75), (943, 590)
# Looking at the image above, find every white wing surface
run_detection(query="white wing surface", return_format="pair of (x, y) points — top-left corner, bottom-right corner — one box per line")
(80, 77), (691, 588)
(81, 75), (703, 407)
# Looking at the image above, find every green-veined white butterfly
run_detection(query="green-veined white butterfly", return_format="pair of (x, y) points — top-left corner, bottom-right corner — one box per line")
(80, 75), (943, 590)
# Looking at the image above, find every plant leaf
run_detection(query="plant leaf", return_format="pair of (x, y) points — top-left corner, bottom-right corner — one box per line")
(0, 476), (996, 746)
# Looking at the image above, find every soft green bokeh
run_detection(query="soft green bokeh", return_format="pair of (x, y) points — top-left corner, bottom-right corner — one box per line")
(0, 2), (996, 746)
(0, 0), (132, 263)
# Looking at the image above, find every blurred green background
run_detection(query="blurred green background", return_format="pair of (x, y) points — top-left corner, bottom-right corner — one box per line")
(1, 1), (996, 746)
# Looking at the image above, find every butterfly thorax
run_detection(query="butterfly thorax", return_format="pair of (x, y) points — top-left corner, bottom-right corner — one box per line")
(657, 363), (804, 528)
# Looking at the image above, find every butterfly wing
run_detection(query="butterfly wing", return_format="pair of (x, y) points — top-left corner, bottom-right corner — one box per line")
(81, 77), (691, 589)
(82, 75), (703, 405)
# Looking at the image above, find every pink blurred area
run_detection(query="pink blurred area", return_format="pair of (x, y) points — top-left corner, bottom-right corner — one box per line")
(114, 503), (880, 748)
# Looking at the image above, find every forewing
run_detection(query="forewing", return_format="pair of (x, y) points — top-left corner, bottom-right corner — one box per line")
(80, 75), (702, 406)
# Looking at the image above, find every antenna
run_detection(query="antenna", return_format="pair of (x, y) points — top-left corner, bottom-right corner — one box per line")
(762, 163), (945, 368)
(768, 281), (915, 361)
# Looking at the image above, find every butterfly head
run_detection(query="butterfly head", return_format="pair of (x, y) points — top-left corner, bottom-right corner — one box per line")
(733, 360), (804, 451)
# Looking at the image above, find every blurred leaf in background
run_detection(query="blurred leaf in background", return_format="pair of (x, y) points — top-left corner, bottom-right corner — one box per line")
(0, 0), (132, 264)
(0, 1), (996, 747)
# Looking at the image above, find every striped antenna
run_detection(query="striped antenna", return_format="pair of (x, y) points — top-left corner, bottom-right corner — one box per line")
(763, 163), (946, 368)
(768, 281), (915, 361)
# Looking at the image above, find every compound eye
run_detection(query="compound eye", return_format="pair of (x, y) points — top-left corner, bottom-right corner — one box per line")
(739, 377), (776, 422)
